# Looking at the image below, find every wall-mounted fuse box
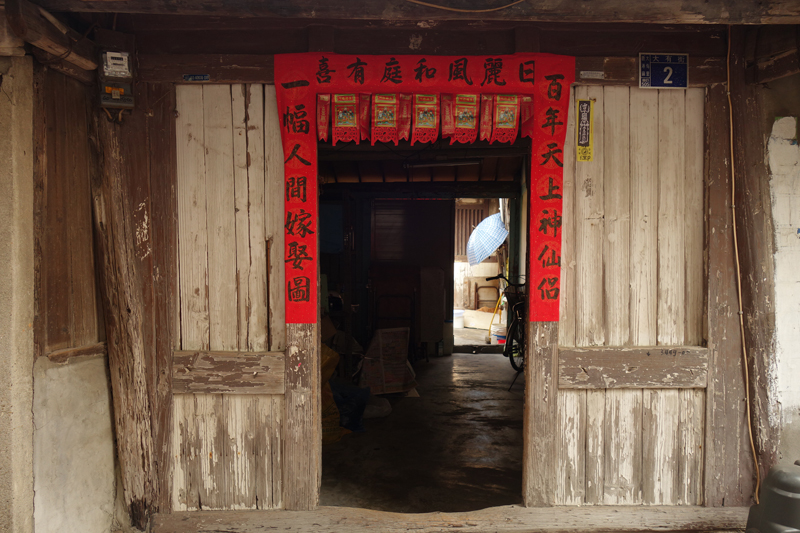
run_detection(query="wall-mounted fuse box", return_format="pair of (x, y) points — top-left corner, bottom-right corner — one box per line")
(99, 50), (134, 109)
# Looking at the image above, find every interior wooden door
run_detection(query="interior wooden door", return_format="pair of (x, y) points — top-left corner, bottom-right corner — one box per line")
(171, 84), (287, 510)
(554, 86), (707, 505)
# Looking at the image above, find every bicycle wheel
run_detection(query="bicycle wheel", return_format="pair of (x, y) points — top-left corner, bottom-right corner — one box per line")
(505, 320), (525, 372)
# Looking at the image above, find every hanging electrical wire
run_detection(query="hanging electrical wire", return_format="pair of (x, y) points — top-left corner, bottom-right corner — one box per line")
(726, 24), (762, 505)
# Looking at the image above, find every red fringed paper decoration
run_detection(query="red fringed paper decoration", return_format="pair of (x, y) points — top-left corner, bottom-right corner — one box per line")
(480, 94), (493, 142)
(332, 94), (359, 145)
(398, 94), (412, 141)
(317, 94), (330, 142)
(490, 94), (520, 144)
(451, 94), (479, 145)
(441, 94), (455, 139)
(371, 94), (399, 145)
(411, 94), (439, 145)
(520, 96), (535, 139)
(359, 93), (371, 143)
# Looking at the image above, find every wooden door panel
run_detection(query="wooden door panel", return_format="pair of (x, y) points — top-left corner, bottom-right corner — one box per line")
(556, 87), (706, 506)
(172, 84), (286, 511)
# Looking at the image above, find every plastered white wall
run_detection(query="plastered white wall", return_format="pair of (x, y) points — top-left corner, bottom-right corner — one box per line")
(33, 355), (118, 533)
(768, 116), (800, 465)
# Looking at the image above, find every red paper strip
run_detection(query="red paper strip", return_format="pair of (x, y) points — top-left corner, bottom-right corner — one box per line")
(411, 94), (439, 145)
(398, 94), (412, 141)
(479, 94), (493, 142)
(451, 94), (479, 145)
(491, 95), (520, 144)
(332, 94), (359, 145)
(317, 94), (330, 142)
(371, 94), (399, 145)
(528, 64), (574, 321)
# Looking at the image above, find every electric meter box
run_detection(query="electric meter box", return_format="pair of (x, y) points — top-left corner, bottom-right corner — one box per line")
(99, 50), (134, 109)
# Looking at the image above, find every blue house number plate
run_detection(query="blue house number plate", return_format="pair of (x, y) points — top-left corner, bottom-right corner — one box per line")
(639, 53), (688, 89)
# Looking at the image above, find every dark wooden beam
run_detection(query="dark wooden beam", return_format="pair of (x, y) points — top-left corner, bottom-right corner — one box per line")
(729, 25), (780, 484)
(5, 0), (96, 70)
(33, 0), (800, 24)
(321, 181), (521, 199)
(703, 83), (754, 507)
(31, 48), (94, 84)
(136, 53), (725, 86)
(46, 341), (107, 363)
(89, 89), (156, 529)
(283, 323), (321, 510)
(558, 346), (708, 389)
(172, 351), (285, 394)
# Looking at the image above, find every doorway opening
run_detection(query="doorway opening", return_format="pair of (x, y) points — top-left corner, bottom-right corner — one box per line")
(316, 138), (528, 512)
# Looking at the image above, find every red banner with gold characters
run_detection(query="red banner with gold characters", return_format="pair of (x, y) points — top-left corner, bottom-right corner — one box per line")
(275, 53), (575, 323)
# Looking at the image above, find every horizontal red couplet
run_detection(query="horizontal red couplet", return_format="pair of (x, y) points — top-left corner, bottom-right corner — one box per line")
(274, 53), (575, 324)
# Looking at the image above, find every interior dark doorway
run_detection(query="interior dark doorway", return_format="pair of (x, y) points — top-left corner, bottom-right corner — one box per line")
(316, 138), (528, 513)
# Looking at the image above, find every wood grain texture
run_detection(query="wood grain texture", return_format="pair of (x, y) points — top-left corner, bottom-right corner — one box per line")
(584, 389), (605, 504)
(176, 84), (211, 351)
(203, 84), (238, 353)
(556, 389), (585, 505)
(684, 88), (705, 346)
(558, 346), (708, 389)
(703, 84), (753, 507)
(283, 323), (321, 510)
(602, 85), (630, 347)
(729, 26), (779, 477)
(574, 85), (605, 348)
(153, 505), (749, 533)
(642, 389), (680, 505)
(146, 81), (179, 513)
(629, 88), (659, 347)
(657, 89), (686, 345)
(172, 351), (285, 394)
(523, 321), (558, 507)
(264, 84), (286, 352)
(46, 342), (106, 363)
(90, 100), (156, 529)
(603, 389), (643, 504)
(558, 87), (577, 348)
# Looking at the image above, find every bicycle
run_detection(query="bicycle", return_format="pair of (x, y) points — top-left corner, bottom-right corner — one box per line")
(485, 274), (526, 373)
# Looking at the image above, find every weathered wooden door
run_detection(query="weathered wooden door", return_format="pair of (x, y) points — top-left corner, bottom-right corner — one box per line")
(554, 86), (707, 505)
(171, 84), (287, 510)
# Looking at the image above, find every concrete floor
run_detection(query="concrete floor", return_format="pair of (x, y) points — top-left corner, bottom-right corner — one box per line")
(320, 352), (524, 513)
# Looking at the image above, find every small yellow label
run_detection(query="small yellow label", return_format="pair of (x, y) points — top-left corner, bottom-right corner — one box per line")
(576, 99), (593, 162)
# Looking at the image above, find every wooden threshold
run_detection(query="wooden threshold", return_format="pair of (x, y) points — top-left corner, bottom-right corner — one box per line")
(153, 505), (748, 533)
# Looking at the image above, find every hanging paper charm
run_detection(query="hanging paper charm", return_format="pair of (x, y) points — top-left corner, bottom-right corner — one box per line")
(490, 94), (520, 144)
(398, 94), (412, 142)
(317, 94), (330, 142)
(332, 94), (359, 145)
(479, 94), (493, 142)
(411, 94), (439, 145)
(520, 96), (535, 139)
(451, 94), (479, 145)
(371, 94), (399, 145)
(359, 93), (371, 143)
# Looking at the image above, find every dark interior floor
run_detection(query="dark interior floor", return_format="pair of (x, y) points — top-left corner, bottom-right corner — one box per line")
(320, 352), (524, 513)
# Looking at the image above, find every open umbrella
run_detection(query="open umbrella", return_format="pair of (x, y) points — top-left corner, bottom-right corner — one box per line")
(467, 213), (508, 266)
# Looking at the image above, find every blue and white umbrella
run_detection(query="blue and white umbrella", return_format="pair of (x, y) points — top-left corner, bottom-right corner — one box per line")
(467, 213), (508, 266)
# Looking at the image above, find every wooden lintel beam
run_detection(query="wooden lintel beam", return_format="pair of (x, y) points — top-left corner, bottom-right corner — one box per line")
(31, 47), (94, 84)
(46, 342), (107, 363)
(755, 48), (800, 83)
(4, 0), (97, 70)
(30, 0), (800, 25)
(137, 54), (725, 86)
(558, 346), (709, 389)
(172, 350), (285, 394)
